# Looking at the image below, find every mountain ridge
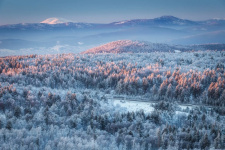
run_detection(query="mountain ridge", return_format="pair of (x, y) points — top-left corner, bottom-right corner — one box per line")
(1, 15), (225, 53)
(1, 15), (225, 27)
(82, 40), (225, 54)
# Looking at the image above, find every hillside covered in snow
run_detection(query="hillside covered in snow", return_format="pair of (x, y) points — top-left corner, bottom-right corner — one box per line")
(82, 40), (225, 54)
(0, 51), (224, 149)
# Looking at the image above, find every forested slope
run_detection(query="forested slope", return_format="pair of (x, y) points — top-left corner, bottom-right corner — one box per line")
(0, 52), (224, 149)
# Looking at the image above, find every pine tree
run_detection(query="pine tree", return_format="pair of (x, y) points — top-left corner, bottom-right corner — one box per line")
(156, 128), (162, 148)
(0, 119), (3, 129)
(43, 106), (50, 125)
(214, 132), (222, 149)
(200, 133), (210, 149)
(142, 77), (148, 93)
(14, 106), (21, 118)
(6, 121), (12, 130)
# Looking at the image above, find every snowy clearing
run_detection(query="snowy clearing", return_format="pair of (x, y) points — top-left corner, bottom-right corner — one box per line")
(112, 99), (155, 113)
(111, 98), (199, 115)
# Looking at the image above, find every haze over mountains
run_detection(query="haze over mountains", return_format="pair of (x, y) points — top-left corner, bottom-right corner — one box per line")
(0, 16), (225, 56)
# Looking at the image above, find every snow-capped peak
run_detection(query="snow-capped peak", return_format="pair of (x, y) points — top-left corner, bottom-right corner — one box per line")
(114, 20), (130, 25)
(40, 17), (71, 24)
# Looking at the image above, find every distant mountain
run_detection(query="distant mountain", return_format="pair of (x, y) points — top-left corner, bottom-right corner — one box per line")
(154, 16), (197, 25)
(1, 16), (225, 30)
(0, 22), (94, 31)
(1, 15), (225, 56)
(111, 16), (198, 26)
(82, 40), (177, 54)
(82, 40), (225, 54)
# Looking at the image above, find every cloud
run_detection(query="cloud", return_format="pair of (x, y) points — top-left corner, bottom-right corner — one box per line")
(78, 42), (84, 45)
(51, 45), (64, 52)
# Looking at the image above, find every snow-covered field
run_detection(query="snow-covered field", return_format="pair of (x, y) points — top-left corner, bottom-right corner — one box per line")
(112, 98), (196, 115)
(113, 99), (155, 113)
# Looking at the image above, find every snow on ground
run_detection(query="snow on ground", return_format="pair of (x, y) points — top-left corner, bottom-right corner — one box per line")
(179, 105), (194, 111)
(112, 99), (194, 115)
(113, 99), (154, 113)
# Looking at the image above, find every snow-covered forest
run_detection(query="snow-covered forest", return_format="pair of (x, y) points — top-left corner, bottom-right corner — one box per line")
(0, 51), (225, 149)
(82, 40), (225, 54)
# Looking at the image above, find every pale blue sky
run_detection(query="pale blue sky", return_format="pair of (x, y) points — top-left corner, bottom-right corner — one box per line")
(0, 0), (225, 25)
